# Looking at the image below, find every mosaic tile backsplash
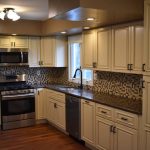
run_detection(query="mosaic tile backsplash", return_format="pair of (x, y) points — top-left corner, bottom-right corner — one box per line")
(0, 66), (142, 100)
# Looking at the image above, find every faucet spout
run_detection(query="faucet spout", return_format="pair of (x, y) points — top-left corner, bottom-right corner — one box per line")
(73, 68), (83, 89)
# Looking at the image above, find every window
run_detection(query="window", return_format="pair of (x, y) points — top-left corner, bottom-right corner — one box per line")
(68, 35), (93, 85)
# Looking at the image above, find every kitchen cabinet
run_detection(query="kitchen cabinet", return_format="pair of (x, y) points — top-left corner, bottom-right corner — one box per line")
(35, 88), (47, 120)
(28, 36), (41, 67)
(81, 99), (96, 146)
(40, 36), (67, 67)
(0, 36), (28, 48)
(142, 76), (150, 150)
(46, 89), (66, 130)
(97, 28), (112, 71)
(143, 1), (150, 75)
(112, 24), (144, 74)
(82, 30), (97, 68)
(96, 103), (138, 150)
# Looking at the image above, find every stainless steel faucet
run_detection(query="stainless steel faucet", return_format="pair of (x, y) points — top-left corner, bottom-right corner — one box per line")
(73, 67), (83, 89)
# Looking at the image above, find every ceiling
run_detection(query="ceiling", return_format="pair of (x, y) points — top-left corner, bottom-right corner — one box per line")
(0, 0), (49, 20)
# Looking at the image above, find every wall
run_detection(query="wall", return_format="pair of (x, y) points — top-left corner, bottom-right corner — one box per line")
(0, 66), (142, 100)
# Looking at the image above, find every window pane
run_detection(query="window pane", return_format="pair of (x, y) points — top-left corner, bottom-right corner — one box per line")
(70, 43), (80, 78)
(83, 70), (92, 81)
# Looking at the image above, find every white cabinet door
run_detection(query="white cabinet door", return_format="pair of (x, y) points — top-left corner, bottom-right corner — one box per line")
(81, 99), (95, 146)
(97, 28), (112, 71)
(112, 26), (130, 72)
(96, 116), (113, 150)
(144, 1), (150, 74)
(41, 37), (54, 67)
(55, 101), (66, 130)
(29, 37), (41, 67)
(143, 76), (150, 128)
(36, 89), (46, 120)
(82, 30), (97, 68)
(114, 124), (138, 150)
(0, 36), (11, 48)
(47, 99), (56, 123)
(13, 36), (29, 48)
(130, 25), (144, 73)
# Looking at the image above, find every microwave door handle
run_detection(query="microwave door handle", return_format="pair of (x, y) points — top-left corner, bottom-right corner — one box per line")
(21, 52), (23, 63)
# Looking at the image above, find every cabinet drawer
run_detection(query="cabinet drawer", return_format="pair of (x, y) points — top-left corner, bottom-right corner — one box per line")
(114, 109), (139, 129)
(47, 89), (65, 103)
(96, 104), (113, 121)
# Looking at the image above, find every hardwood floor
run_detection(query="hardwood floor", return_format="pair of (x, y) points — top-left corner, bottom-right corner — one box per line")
(0, 124), (89, 150)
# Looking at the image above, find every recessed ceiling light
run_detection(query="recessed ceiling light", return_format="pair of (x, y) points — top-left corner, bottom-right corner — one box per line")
(61, 31), (66, 34)
(12, 33), (17, 35)
(83, 27), (90, 29)
(86, 17), (95, 21)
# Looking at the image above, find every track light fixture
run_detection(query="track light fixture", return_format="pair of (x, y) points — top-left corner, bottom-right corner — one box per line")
(0, 8), (20, 21)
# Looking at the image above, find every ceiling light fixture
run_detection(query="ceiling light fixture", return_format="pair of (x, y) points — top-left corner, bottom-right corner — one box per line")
(0, 8), (20, 21)
(61, 31), (66, 34)
(86, 17), (95, 21)
(83, 26), (90, 30)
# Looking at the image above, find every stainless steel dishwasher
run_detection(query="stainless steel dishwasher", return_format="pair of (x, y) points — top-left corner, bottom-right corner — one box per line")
(66, 94), (81, 140)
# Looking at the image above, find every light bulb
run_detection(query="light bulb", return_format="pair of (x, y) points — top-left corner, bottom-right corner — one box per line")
(0, 11), (5, 20)
(12, 13), (20, 21)
(7, 9), (16, 19)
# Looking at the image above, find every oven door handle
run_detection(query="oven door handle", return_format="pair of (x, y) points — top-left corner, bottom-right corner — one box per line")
(2, 93), (35, 100)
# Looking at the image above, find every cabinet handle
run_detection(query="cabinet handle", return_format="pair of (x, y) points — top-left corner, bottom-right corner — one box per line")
(14, 42), (15, 47)
(93, 62), (97, 68)
(38, 91), (39, 95)
(121, 117), (128, 121)
(127, 64), (130, 70)
(110, 125), (113, 132)
(39, 61), (41, 65)
(130, 64), (133, 70)
(85, 101), (89, 104)
(142, 64), (146, 72)
(54, 103), (57, 108)
(101, 110), (107, 114)
(11, 42), (13, 47)
(113, 126), (116, 133)
(141, 80), (145, 88)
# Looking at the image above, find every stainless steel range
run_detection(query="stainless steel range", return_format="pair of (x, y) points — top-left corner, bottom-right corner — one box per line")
(0, 74), (35, 130)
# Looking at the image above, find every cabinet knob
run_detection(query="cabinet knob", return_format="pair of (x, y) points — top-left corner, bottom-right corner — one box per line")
(130, 64), (133, 70)
(101, 110), (107, 114)
(121, 117), (128, 121)
(127, 64), (130, 70)
(93, 62), (97, 68)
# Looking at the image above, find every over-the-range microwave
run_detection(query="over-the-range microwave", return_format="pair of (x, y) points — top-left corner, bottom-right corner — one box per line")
(0, 48), (28, 66)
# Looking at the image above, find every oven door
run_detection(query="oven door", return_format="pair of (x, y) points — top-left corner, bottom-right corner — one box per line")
(1, 94), (35, 116)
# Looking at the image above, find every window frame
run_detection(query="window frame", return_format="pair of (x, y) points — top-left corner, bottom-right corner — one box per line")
(68, 35), (93, 86)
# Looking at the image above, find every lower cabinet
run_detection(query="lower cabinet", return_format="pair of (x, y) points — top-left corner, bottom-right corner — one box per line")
(95, 103), (138, 150)
(35, 88), (47, 120)
(143, 128), (150, 150)
(81, 99), (96, 146)
(46, 89), (66, 130)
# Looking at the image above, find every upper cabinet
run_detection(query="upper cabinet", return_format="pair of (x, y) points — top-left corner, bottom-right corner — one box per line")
(82, 30), (97, 68)
(0, 36), (28, 48)
(29, 37), (41, 67)
(144, 1), (150, 75)
(97, 28), (112, 71)
(112, 24), (144, 74)
(41, 36), (67, 67)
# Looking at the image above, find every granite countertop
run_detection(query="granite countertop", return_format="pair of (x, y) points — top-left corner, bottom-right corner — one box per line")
(32, 84), (142, 115)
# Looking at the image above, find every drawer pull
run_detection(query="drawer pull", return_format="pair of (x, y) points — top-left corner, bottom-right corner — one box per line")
(113, 126), (117, 133)
(110, 125), (113, 132)
(101, 111), (107, 114)
(85, 101), (89, 104)
(121, 117), (128, 121)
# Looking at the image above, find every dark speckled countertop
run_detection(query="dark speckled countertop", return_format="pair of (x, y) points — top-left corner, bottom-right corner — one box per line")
(32, 84), (142, 115)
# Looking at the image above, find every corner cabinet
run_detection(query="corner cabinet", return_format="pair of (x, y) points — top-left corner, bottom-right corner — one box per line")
(81, 99), (96, 146)
(29, 37), (41, 67)
(82, 30), (97, 68)
(142, 76), (150, 150)
(0, 36), (28, 48)
(143, 1), (150, 75)
(40, 36), (67, 67)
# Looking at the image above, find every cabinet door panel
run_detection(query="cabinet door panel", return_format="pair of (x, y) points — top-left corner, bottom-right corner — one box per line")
(14, 36), (28, 48)
(145, 129), (150, 150)
(82, 30), (96, 68)
(81, 100), (95, 145)
(131, 26), (144, 72)
(97, 28), (111, 71)
(112, 27), (130, 72)
(96, 117), (113, 150)
(55, 102), (66, 130)
(29, 37), (40, 67)
(41, 37), (54, 67)
(114, 124), (137, 150)
(0, 36), (11, 48)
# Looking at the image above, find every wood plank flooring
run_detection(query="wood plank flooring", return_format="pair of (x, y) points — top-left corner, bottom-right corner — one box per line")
(0, 124), (89, 150)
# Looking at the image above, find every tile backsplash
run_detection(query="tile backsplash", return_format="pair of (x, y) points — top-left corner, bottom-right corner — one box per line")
(0, 66), (142, 100)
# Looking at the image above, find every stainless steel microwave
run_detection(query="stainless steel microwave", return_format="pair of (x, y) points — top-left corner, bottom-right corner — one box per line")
(0, 48), (28, 66)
